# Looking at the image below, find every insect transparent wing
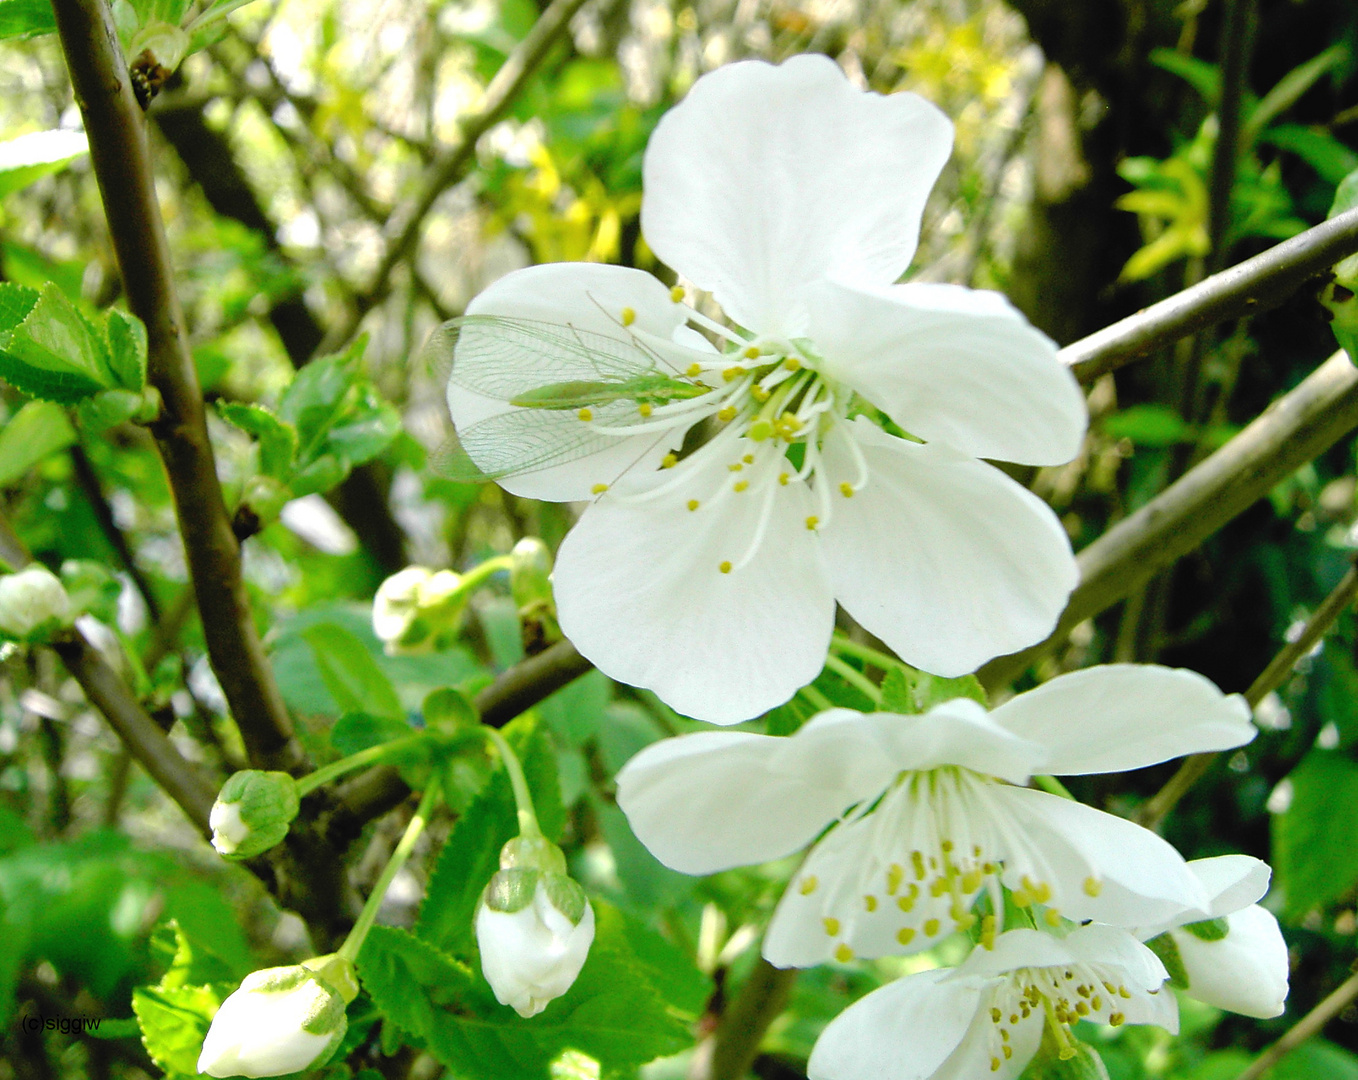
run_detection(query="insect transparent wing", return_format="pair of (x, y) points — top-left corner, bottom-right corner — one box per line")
(426, 315), (680, 402)
(430, 400), (640, 483)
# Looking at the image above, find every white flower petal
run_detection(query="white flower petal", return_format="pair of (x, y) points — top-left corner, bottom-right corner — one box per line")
(642, 55), (952, 338)
(989, 665), (1256, 776)
(808, 280), (1085, 466)
(554, 443), (833, 723)
(1193, 855), (1273, 918)
(819, 420), (1076, 677)
(1172, 905), (1289, 1018)
(447, 262), (700, 501)
(990, 786), (1209, 928)
(807, 969), (994, 1080)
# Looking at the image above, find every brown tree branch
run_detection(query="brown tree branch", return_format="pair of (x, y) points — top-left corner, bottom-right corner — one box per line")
(320, 0), (593, 354)
(981, 349), (1358, 690)
(1064, 207), (1358, 384)
(1233, 970), (1358, 1080)
(708, 960), (798, 1080)
(51, 0), (303, 771)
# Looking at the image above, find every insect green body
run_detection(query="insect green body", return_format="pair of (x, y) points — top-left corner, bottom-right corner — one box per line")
(510, 375), (709, 410)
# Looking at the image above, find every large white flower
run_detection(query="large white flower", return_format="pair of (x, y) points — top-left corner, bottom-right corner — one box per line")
(616, 665), (1256, 965)
(1136, 855), (1289, 1019)
(441, 55), (1087, 724)
(806, 925), (1177, 1080)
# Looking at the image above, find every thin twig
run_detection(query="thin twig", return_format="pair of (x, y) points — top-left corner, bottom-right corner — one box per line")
(320, 0), (592, 354)
(1206, 0), (1255, 276)
(708, 959), (799, 1080)
(1233, 971), (1358, 1080)
(1137, 562), (1358, 828)
(981, 349), (1358, 690)
(1063, 207), (1358, 384)
(51, 0), (303, 771)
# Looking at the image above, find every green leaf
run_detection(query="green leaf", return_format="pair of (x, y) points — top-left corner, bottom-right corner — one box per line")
(104, 308), (148, 391)
(1103, 404), (1195, 448)
(423, 687), (478, 735)
(0, 0), (56, 40)
(361, 905), (690, 1080)
(132, 983), (224, 1077)
(0, 130), (87, 198)
(278, 339), (364, 457)
(323, 383), (401, 470)
(218, 401), (299, 480)
(0, 400), (75, 487)
(417, 716), (563, 954)
(303, 622), (405, 721)
(0, 283), (115, 403)
(330, 710), (414, 756)
(1272, 750), (1358, 917)
(879, 668), (915, 714)
(1244, 45), (1349, 149)
(614, 909), (709, 1018)
(765, 692), (817, 735)
(1260, 125), (1358, 186)
(77, 389), (145, 433)
(910, 672), (987, 712)
(1150, 48), (1221, 104)
(1264, 1040), (1358, 1080)
(85, 1017), (142, 1040)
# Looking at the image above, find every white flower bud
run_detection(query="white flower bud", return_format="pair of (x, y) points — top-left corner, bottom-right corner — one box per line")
(0, 565), (72, 641)
(371, 566), (467, 655)
(475, 837), (594, 1018)
(210, 771), (300, 859)
(197, 964), (348, 1078)
(1169, 905), (1289, 1019)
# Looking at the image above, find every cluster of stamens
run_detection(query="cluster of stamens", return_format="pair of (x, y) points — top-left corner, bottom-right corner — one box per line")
(983, 966), (1135, 1071)
(571, 296), (871, 576)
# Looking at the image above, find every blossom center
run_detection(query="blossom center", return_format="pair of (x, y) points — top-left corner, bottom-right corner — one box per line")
(981, 964), (1136, 1071)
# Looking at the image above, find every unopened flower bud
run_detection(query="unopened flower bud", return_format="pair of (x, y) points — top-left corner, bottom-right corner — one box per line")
(510, 537), (553, 612)
(476, 837), (594, 1017)
(1167, 906), (1289, 1018)
(210, 771), (300, 859)
(372, 566), (467, 655)
(197, 964), (347, 1078)
(0, 565), (73, 642)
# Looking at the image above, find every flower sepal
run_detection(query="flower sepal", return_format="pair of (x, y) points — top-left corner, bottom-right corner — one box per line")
(210, 770), (301, 860)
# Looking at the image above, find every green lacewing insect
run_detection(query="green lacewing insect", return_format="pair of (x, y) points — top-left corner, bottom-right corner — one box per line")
(422, 314), (711, 482)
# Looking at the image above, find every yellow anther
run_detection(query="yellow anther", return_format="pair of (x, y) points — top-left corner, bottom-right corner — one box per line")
(834, 943), (854, 963)
(982, 862), (997, 875)
(687, 499), (700, 511)
(1092, 995), (1102, 1011)
(955, 912), (977, 931)
(839, 482), (855, 498)
(930, 878), (949, 898)
(743, 345), (760, 360)
(686, 363), (702, 377)
(1075, 1002), (1089, 1017)
(729, 463), (743, 472)
(1083, 876), (1103, 897)
(742, 453), (754, 464)
(670, 285), (685, 303)
(805, 516), (819, 531)
(578, 408), (593, 421)
(864, 895), (877, 912)
(1109, 1012), (1125, 1027)
(1003, 1045), (1013, 1059)
(784, 357), (801, 370)
(896, 927), (915, 946)
(991, 1008), (1002, 1023)
(749, 419), (774, 441)
(991, 1058), (1000, 1072)
(896, 893), (915, 913)
(924, 918), (940, 937)
(638, 402), (653, 417)
(799, 876), (818, 895)
(981, 914), (997, 950)
(1118, 985), (1131, 999)
(886, 864), (903, 895)
(662, 453), (678, 468)
(733, 481), (749, 492)
(941, 841), (954, 853)
(778, 472), (789, 485)
(723, 367), (744, 382)
(911, 851), (926, 880)
(620, 307), (636, 326)
(719, 561), (732, 574)
(1045, 908), (1062, 927)
(591, 483), (608, 495)
(823, 917), (840, 936)
(961, 868), (983, 893)
(1000, 1030), (1010, 1043)
(751, 385), (770, 402)
(718, 406), (737, 422)
(1034, 882), (1052, 904)
(1012, 889), (1033, 908)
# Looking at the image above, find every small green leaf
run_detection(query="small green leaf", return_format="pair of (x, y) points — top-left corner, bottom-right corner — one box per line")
(0, 400), (75, 487)
(132, 983), (224, 1076)
(77, 389), (145, 433)
(1103, 404), (1195, 448)
(304, 623), (405, 722)
(911, 672), (987, 712)
(0, 0), (56, 39)
(422, 687), (478, 735)
(330, 711), (414, 757)
(218, 401), (299, 480)
(879, 668), (915, 714)
(417, 716), (563, 954)
(0, 283), (115, 403)
(1272, 750), (1358, 917)
(104, 308), (148, 392)
(0, 130), (87, 198)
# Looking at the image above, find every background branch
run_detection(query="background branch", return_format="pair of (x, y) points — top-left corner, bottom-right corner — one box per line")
(1234, 970), (1358, 1080)
(982, 349), (1358, 690)
(51, 0), (303, 772)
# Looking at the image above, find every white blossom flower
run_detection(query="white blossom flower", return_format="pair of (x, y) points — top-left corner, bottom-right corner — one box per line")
(616, 665), (1255, 965)
(806, 925), (1177, 1080)
(441, 55), (1087, 724)
(0, 565), (72, 641)
(1137, 855), (1289, 1019)
(197, 964), (347, 1078)
(371, 565), (466, 655)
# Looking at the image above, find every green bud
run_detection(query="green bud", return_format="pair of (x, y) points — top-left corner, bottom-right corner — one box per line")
(210, 770), (301, 860)
(129, 22), (188, 72)
(510, 537), (554, 612)
(300, 952), (360, 1004)
(499, 833), (567, 874)
(240, 475), (292, 531)
(372, 566), (468, 655)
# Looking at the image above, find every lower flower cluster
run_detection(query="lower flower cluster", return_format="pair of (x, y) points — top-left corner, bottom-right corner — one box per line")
(617, 662), (1289, 1078)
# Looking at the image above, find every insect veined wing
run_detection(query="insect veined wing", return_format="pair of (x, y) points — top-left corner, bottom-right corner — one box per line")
(425, 314), (683, 403)
(429, 399), (641, 483)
